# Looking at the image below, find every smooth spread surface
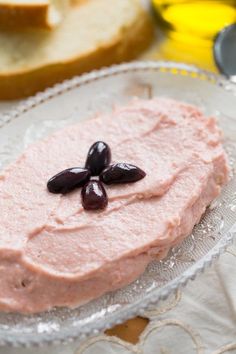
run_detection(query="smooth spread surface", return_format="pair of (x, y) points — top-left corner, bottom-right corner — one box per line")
(0, 98), (229, 313)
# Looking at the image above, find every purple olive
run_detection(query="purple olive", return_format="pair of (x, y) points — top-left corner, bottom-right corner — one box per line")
(47, 167), (91, 194)
(100, 163), (146, 185)
(85, 141), (111, 176)
(81, 180), (108, 210)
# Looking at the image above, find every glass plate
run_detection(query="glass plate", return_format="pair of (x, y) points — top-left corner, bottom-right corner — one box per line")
(0, 61), (236, 348)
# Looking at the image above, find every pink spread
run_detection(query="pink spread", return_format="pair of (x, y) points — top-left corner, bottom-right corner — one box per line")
(0, 98), (229, 313)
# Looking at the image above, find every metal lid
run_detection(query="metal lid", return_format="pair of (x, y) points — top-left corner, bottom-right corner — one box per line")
(214, 23), (236, 77)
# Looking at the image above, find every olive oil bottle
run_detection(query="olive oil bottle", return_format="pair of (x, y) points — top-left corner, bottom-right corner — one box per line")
(149, 0), (236, 72)
(152, 0), (236, 45)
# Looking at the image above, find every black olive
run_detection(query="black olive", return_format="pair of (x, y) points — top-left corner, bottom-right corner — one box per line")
(100, 163), (146, 185)
(85, 141), (111, 176)
(47, 167), (91, 194)
(81, 180), (108, 210)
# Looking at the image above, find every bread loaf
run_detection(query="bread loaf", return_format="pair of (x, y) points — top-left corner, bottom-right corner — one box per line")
(0, 0), (69, 29)
(0, 0), (154, 99)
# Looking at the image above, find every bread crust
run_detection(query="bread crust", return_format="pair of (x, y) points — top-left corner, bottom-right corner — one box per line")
(0, 5), (154, 100)
(0, 2), (52, 29)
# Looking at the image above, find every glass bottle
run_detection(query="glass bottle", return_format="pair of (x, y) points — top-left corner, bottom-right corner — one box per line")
(150, 0), (236, 71)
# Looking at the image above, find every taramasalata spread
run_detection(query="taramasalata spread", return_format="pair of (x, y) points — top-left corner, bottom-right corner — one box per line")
(0, 98), (229, 313)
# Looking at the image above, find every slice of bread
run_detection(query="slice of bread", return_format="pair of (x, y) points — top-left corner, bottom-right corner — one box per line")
(0, 0), (154, 100)
(0, 0), (69, 29)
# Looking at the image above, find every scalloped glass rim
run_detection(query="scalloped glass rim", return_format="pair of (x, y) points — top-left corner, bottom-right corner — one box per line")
(0, 61), (236, 348)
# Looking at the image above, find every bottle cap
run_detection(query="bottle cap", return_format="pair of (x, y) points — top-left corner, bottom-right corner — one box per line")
(214, 23), (236, 77)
